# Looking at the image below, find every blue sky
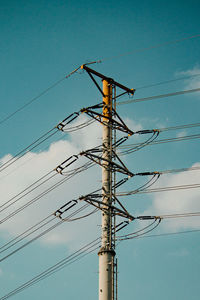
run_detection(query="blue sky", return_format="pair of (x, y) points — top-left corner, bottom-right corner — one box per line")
(0, 0), (200, 299)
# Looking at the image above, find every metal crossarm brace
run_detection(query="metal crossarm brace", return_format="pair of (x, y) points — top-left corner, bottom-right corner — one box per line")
(81, 65), (136, 96)
(80, 151), (134, 177)
(81, 108), (134, 135)
(81, 196), (135, 220)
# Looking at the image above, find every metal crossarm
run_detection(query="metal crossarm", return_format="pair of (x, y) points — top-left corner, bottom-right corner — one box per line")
(80, 195), (135, 220)
(80, 151), (134, 177)
(81, 65), (135, 96)
(81, 107), (134, 135)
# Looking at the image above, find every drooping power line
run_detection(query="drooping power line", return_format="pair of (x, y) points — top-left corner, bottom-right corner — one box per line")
(117, 87), (200, 105)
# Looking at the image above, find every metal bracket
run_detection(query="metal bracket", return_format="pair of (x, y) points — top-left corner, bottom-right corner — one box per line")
(81, 107), (134, 135)
(80, 150), (134, 177)
(80, 195), (135, 221)
(81, 65), (135, 97)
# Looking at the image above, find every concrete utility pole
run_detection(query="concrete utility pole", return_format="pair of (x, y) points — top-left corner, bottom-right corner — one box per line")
(98, 79), (115, 300)
(80, 64), (135, 300)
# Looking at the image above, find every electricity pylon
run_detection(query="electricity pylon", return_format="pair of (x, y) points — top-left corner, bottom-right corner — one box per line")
(54, 64), (161, 299)
(80, 64), (135, 300)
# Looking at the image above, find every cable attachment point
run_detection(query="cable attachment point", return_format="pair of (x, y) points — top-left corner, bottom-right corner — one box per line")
(113, 136), (129, 147)
(153, 129), (160, 133)
(54, 200), (78, 218)
(113, 220), (130, 233)
(56, 112), (80, 131)
(136, 171), (161, 176)
(136, 215), (162, 221)
(55, 155), (79, 174)
(136, 129), (156, 135)
(112, 177), (130, 189)
(80, 108), (88, 114)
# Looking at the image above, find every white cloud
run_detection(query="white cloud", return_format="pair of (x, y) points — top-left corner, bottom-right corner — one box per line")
(124, 117), (142, 133)
(176, 66), (200, 90)
(0, 111), (199, 251)
(168, 248), (189, 257)
(0, 115), (102, 250)
(176, 130), (187, 138)
(143, 162), (200, 231)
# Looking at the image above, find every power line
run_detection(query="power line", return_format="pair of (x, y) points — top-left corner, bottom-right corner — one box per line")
(2, 59), (200, 300)
(0, 238), (101, 300)
(117, 122), (200, 153)
(116, 218), (161, 241)
(118, 132), (200, 154)
(98, 33), (200, 62)
(1, 220), (199, 300)
(0, 77), (65, 126)
(0, 61), (103, 128)
(159, 165), (200, 175)
(159, 212), (200, 219)
(0, 113), (94, 176)
(155, 122), (200, 132)
(136, 212), (200, 220)
(117, 87), (200, 105)
(0, 203), (96, 263)
(1, 32), (200, 127)
(116, 212), (200, 241)
(0, 170), (56, 213)
(0, 214), (156, 299)
(0, 214), (54, 253)
(0, 65), (84, 127)
(117, 182), (200, 196)
(135, 73), (200, 90)
(134, 228), (200, 239)
(0, 129), (58, 174)
(0, 160), (94, 224)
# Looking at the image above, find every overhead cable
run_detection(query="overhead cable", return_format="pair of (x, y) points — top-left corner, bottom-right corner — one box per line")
(117, 182), (200, 196)
(0, 65), (84, 127)
(0, 77), (66, 126)
(0, 60), (102, 128)
(118, 132), (200, 153)
(116, 218), (161, 241)
(0, 160), (95, 224)
(0, 238), (101, 300)
(159, 212), (200, 219)
(98, 33), (200, 62)
(135, 73), (200, 90)
(0, 212), (155, 299)
(117, 87), (200, 105)
(0, 203), (96, 263)
(135, 228), (200, 240)
(1, 32), (200, 126)
(0, 111), (91, 175)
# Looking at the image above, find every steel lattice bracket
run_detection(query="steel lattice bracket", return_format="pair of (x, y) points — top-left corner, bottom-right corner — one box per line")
(80, 149), (134, 177)
(80, 106), (134, 135)
(79, 194), (135, 221)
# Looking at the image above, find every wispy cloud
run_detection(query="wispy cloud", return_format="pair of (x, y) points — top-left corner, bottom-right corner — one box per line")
(143, 162), (200, 231)
(168, 248), (189, 257)
(0, 115), (102, 250)
(176, 130), (187, 138)
(176, 66), (200, 90)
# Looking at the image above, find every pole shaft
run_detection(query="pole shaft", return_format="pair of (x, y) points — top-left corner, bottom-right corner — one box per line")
(98, 80), (115, 300)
